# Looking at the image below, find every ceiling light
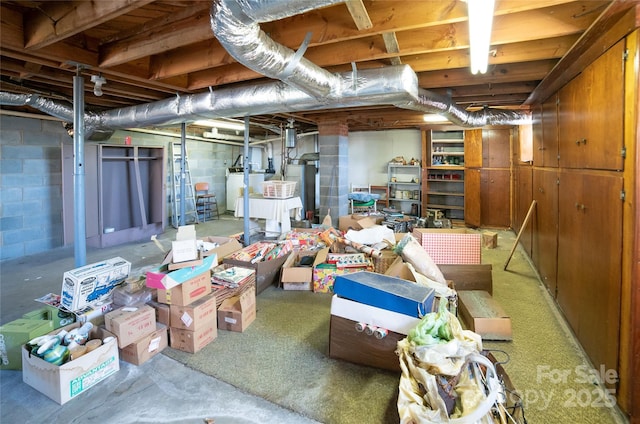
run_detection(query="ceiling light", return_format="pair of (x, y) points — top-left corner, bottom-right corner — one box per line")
(193, 119), (246, 131)
(423, 114), (449, 123)
(90, 74), (106, 97)
(467, 0), (495, 74)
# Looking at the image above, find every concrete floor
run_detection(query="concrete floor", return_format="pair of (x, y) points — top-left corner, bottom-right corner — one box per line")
(0, 214), (320, 424)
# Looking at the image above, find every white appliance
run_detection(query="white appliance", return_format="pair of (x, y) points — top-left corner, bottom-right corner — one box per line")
(226, 172), (265, 211)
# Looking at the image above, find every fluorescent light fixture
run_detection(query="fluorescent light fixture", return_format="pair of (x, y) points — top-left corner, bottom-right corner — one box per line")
(423, 114), (449, 123)
(193, 119), (246, 131)
(467, 0), (495, 74)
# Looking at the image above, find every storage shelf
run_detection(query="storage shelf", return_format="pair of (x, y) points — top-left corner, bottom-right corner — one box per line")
(388, 163), (421, 215)
(427, 204), (464, 210)
(388, 181), (420, 186)
(428, 165), (464, 170)
(428, 191), (464, 196)
(427, 179), (464, 183)
(388, 198), (420, 202)
(427, 129), (466, 221)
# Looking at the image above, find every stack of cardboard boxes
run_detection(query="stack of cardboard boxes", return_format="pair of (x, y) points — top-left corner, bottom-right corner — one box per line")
(147, 239), (218, 354)
(104, 304), (166, 365)
(19, 257), (132, 404)
(145, 228), (258, 352)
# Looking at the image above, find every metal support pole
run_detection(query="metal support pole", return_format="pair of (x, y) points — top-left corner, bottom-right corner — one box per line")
(179, 123), (186, 226)
(243, 116), (251, 246)
(73, 71), (87, 267)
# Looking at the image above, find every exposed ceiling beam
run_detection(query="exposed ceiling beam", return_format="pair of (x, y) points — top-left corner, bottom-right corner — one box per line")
(382, 32), (402, 66)
(24, 0), (155, 50)
(99, 6), (213, 67)
(345, 0), (372, 30)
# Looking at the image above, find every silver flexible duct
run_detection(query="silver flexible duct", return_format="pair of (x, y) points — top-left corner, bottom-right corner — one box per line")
(0, 0), (529, 140)
(210, 0), (528, 125)
(401, 89), (531, 127)
(211, 0), (344, 99)
(0, 65), (417, 139)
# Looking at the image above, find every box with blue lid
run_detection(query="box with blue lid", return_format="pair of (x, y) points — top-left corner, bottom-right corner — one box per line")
(333, 271), (435, 318)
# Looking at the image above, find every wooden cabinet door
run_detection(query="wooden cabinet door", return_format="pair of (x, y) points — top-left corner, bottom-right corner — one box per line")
(515, 166), (533, 256)
(464, 129), (482, 168)
(557, 171), (622, 385)
(557, 171), (584, 331)
(541, 94), (559, 168)
(464, 168), (481, 227)
(577, 172), (622, 386)
(480, 169), (510, 227)
(582, 40), (624, 171)
(558, 74), (585, 169)
(482, 129), (511, 168)
(559, 40), (624, 171)
(532, 104), (544, 166)
(532, 168), (558, 295)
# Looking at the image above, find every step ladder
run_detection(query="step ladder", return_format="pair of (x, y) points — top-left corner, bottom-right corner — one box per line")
(170, 142), (198, 228)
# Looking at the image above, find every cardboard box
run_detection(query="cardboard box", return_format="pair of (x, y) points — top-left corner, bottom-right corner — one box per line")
(147, 253), (217, 291)
(217, 289), (256, 332)
(0, 319), (54, 370)
(333, 272), (435, 318)
(312, 247), (371, 293)
(412, 228), (482, 265)
(170, 293), (217, 331)
(223, 251), (291, 295)
(438, 264), (493, 295)
(171, 239), (199, 263)
(156, 268), (212, 306)
(171, 225), (198, 263)
(283, 228), (324, 249)
(198, 236), (243, 262)
(60, 257), (131, 312)
(148, 300), (171, 326)
(383, 256), (415, 281)
(384, 257), (458, 315)
(22, 305), (75, 329)
(482, 231), (498, 249)
(119, 323), (168, 366)
(22, 323), (119, 405)
(458, 290), (512, 341)
(280, 249), (318, 291)
(104, 304), (156, 348)
(338, 215), (384, 232)
(166, 252), (203, 271)
(331, 294), (420, 335)
(169, 321), (217, 353)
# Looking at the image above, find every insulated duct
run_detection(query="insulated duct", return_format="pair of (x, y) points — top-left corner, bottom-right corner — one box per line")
(211, 0), (344, 99)
(210, 0), (529, 126)
(0, 0), (529, 140)
(1, 65), (418, 140)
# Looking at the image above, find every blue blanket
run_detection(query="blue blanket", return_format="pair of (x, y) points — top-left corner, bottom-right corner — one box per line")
(348, 192), (380, 202)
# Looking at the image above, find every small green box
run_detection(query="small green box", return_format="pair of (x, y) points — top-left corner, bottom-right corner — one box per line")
(0, 319), (54, 370)
(22, 305), (75, 329)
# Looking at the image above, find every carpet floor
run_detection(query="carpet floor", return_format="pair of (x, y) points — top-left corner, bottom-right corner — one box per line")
(163, 229), (627, 424)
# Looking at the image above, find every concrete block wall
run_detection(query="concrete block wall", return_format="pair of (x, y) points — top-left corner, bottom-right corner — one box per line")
(0, 115), (237, 262)
(1, 115), (68, 260)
